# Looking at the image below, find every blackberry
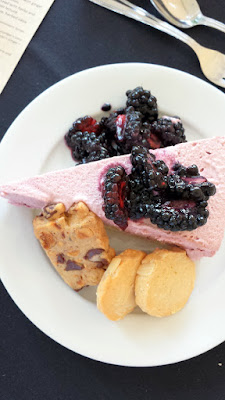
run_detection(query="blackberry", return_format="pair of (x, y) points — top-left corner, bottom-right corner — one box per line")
(69, 130), (111, 163)
(65, 116), (101, 148)
(116, 108), (144, 152)
(126, 175), (151, 220)
(103, 107), (152, 155)
(102, 166), (128, 230)
(126, 87), (158, 122)
(65, 115), (116, 163)
(130, 146), (168, 191)
(150, 117), (186, 147)
(171, 164), (215, 199)
(126, 147), (168, 219)
(65, 89), (189, 164)
(148, 163), (216, 230)
(148, 200), (209, 231)
(102, 146), (216, 232)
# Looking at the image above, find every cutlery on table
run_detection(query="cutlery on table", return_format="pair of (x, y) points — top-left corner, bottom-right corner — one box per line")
(150, 0), (225, 33)
(89, 0), (225, 88)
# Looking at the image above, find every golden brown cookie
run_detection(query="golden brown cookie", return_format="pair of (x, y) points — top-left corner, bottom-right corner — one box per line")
(135, 248), (195, 317)
(97, 249), (146, 321)
(33, 202), (115, 291)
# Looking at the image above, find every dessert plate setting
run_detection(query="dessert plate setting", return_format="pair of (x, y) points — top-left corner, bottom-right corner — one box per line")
(1, 63), (225, 367)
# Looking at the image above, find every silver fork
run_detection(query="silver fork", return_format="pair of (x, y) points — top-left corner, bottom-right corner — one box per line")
(89, 0), (225, 88)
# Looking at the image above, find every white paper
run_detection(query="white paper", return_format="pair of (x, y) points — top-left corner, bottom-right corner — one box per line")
(0, 0), (55, 94)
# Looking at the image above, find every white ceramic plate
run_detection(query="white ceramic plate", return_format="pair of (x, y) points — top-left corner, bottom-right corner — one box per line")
(1, 63), (225, 367)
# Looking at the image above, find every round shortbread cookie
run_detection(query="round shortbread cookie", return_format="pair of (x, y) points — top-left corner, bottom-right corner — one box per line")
(135, 248), (195, 317)
(97, 249), (146, 321)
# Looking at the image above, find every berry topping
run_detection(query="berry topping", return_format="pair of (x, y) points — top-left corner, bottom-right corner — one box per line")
(102, 166), (128, 230)
(150, 117), (186, 147)
(71, 131), (111, 164)
(64, 89), (187, 164)
(64, 115), (114, 164)
(130, 146), (168, 190)
(126, 87), (158, 122)
(115, 108), (147, 152)
(148, 200), (210, 231)
(102, 146), (216, 232)
(103, 107), (153, 155)
(64, 116), (113, 164)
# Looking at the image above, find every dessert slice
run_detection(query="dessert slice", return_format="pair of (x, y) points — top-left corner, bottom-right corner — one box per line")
(33, 202), (115, 291)
(1, 137), (225, 260)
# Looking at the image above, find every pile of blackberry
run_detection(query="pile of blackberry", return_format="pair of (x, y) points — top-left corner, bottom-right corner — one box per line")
(102, 146), (216, 232)
(64, 87), (187, 164)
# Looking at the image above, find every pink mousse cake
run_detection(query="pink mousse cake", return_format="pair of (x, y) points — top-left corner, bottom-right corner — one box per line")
(1, 137), (225, 260)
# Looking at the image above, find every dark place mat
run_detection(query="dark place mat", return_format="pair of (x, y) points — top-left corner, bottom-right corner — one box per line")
(1, 1), (225, 399)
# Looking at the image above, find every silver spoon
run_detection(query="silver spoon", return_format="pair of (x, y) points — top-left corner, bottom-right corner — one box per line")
(150, 0), (225, 32)
(89, 0), (225, 88)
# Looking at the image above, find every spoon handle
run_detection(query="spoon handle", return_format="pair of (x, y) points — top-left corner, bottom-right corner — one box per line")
(200, 16), (225, 34)
(89, 0), (200, 52)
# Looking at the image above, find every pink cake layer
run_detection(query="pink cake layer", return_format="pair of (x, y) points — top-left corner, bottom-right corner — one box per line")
(1, 137), (225, 260)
